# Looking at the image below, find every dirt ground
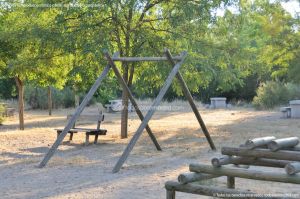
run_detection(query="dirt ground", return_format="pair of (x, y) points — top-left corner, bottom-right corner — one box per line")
(0, 102), (300, 199)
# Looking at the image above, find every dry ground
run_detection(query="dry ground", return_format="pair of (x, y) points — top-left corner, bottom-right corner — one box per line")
(0, 101), (299, 199)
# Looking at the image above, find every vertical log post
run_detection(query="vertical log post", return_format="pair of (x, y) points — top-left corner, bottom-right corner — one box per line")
(227, 176), (235, 189)
(166, 190), (176, 199)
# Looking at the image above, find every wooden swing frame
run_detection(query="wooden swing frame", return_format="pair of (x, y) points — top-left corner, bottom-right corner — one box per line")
(38, 48), (216, 173)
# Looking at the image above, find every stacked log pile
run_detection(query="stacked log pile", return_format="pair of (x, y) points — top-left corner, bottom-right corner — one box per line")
(165, 136), (300, 199)
(221, 136), (300, 175)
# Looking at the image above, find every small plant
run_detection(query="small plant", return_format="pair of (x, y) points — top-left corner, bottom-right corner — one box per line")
(0, 104), (5, 125)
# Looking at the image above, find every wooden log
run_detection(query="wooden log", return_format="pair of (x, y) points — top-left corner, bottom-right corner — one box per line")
(212, 155), (290, 168)
(285, 162), (300, 175)
(227, 176), (235, 189)
(69, 132), (73, 141)
(165, 181), (259, 199)
(190, 164), (300, 184)
(105, 52), (162, 151)
(222, 147), (300, 162)
(245, 136), (276, 149)
(112, 56), (182, 62)
(284, 146), (300, 152)
(177, 172), (219, 184)
(165, 49), (216, 150)
(268, 137), (299, 152)
(166, 190), (175, 199)
(111, 51), (188, 173)
(247, 158), (290, 168)
(211, 156), (248, 167)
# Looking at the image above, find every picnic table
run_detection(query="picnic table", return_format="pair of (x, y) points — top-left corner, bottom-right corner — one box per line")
(105, 99), (134, 113)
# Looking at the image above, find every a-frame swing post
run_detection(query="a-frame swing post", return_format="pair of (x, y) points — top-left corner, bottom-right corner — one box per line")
(164, 49), (216, 150)
(38, 57), (116, 167)
(112, 51), (188, 173)
(104, 52), (161, 151)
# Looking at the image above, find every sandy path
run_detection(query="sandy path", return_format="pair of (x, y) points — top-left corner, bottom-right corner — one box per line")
(0, 105), (299, 198)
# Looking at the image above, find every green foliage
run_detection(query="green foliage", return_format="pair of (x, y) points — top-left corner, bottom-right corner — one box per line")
(0, 104), (5, 125)
(253, 81), (300, 110)
(0, 78), (17, 99)
(0, 0), (300, 106)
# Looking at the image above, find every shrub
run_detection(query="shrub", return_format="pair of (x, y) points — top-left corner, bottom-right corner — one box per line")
(25, 86), (76, 109)
(0, 104), (5, 125)
(24, 85), (104, 109)
(253, 81), (300, 109)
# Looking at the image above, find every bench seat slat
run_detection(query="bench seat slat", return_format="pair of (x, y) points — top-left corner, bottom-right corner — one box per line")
(55, 128), (107, 134)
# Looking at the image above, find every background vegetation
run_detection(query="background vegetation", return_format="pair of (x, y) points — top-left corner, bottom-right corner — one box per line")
(0, 104), (5, 125)
(0, 0), (299, 131)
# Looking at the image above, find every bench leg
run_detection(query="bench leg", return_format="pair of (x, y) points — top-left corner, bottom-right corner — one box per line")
(57, 132), (61, 139)
(166, 190), (175, 199)
(85, 134), (90, 146)
(94, 134), (99, 144)
(69, 132), (74, 141)
(287, 110), (291, 118)
(227, 176), (235, 189)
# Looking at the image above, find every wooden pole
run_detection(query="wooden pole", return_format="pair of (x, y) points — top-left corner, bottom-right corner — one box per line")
(211, 156), (244, 167)
(212, 156), (290, 168)
(112, 51), (188, 173)
(165, 181), (259, 199)
(38, 53), (119, 168)
(190, 164), (300, 184)
(104, 52), (161, 151)
(268, 137), (299, 152)
(166, 190), (175, 199)
(164, 49), (216, 150)
(285, 162), (300, 175)
(245, 136), (276, 149)
(112, 56), (182, 62)
(222, 147), (300, 162)
(227, 176), (235, 189)
(178, 172), (219, 184)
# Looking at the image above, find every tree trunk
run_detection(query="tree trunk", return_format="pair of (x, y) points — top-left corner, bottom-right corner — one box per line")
(74, 94), (79, 107)
(121, 63), (129, 139)
(15, 76), (24, 130)
(48, 86), (52, 116)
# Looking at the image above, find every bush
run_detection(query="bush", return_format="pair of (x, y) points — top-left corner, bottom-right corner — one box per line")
(253, 81), (300, 109)
(24, 85), (105, 109)
(25, 86), (76, 109)
(0, 104), (5, 125)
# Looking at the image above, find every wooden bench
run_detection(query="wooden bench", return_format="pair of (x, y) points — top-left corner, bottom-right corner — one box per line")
(55, 112), (107, 146)
(280, 107), (291, 118)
